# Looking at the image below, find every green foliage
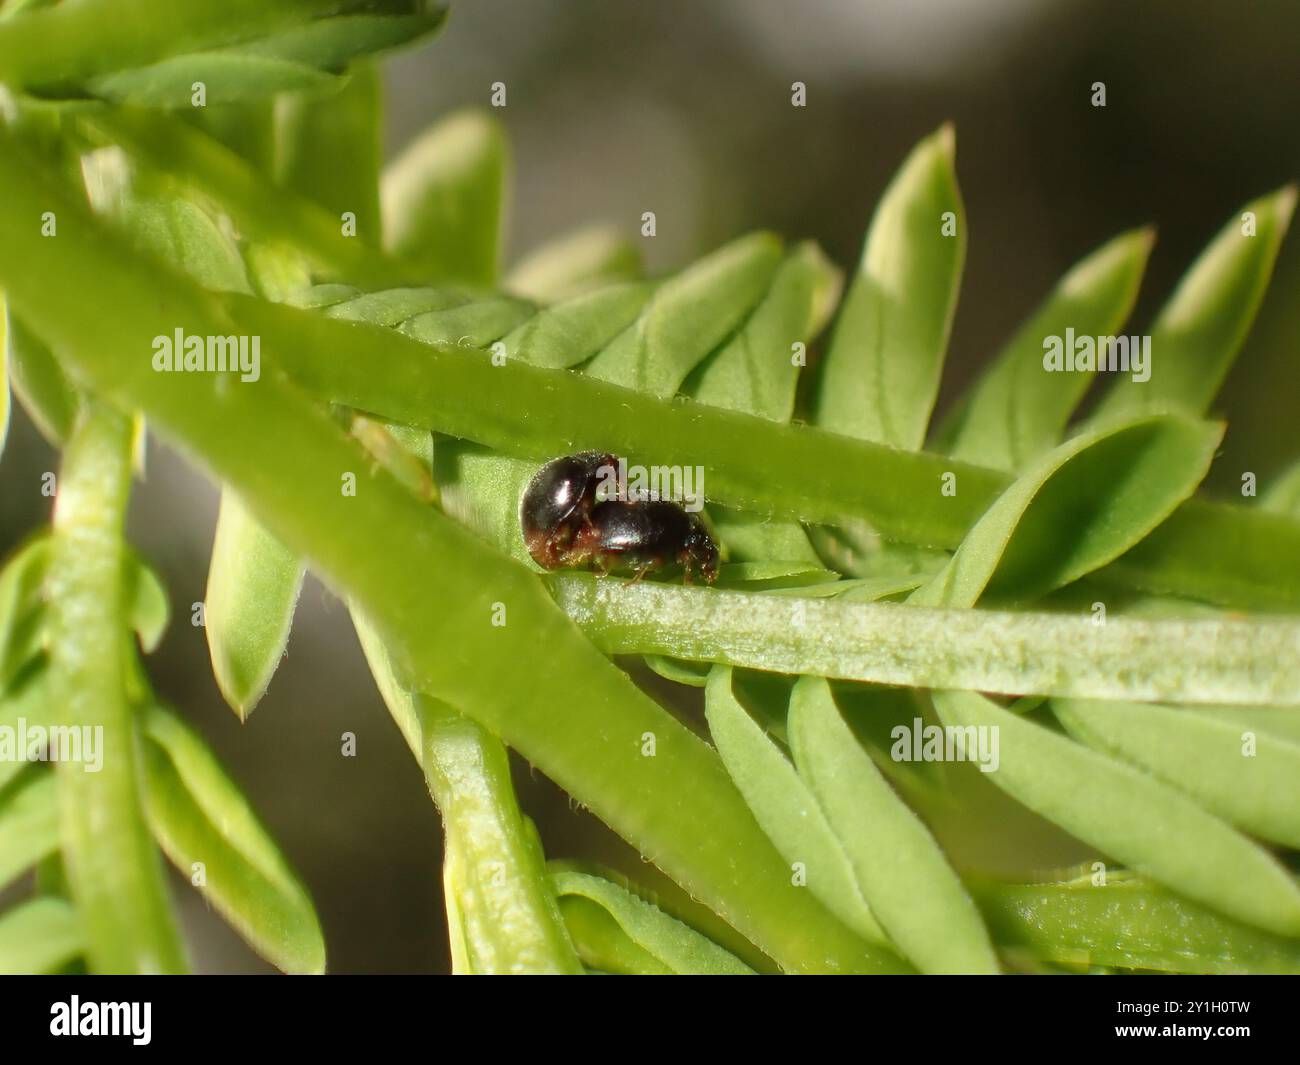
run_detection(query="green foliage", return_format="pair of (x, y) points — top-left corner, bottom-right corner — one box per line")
(549, 865), (756, 975)
(786, 677), (998, 974)
(140, 705), (325, 974)
(936, 228), (1152, 468)
(910, 414), (1221, 607)
(204, 487), (305, 718)
(934, 691), (1300, 937)
(0, 12), (1298, 976)
(814, 124), (964, 449)
(973, 870), (1300, 975)
(382, 109), (508, 286)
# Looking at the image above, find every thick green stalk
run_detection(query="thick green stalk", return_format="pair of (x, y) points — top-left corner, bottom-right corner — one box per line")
(420, 699), (582, 974)
(223, 293), (1300, 612)
(46, 400), (186, 973)
(0, 132), (894, 973)
(554, 575), (1300, 707)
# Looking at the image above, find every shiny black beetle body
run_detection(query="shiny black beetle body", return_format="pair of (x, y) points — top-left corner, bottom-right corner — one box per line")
(519, 450), (615, 569)
(578, 500), (718, 584)
(519, 453), (719, 584)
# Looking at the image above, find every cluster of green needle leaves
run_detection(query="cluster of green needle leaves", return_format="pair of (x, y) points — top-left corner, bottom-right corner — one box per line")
(1, 0), (1299, 975)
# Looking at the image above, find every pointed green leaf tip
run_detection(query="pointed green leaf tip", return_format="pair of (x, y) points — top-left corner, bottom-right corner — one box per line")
(204, 491), (305, 719)
(702, 665), (887, 950)
(550, 867), (756, 975)
(933, 690), (1300, 938)
(0, 898), (83, 976)
(937, 226), (1154, 468)
(1053, 698), (1300, 850)
(583, 232), (784, 397)
(911, 413), (1222, 607)
(788, 677), (999, 973)
(1092, 184), (1297, 422)
(141, 705), (326, 974)
(382, 109), (508, 287)
(814, 123), (965, 449)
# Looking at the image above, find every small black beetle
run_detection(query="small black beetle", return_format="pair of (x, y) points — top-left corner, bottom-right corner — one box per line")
(519, 450), (615, 569)
(519, 454), (719, 583)
(579, 500), (719, 584)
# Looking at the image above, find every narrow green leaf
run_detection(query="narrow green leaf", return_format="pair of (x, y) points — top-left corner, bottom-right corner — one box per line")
(643, 655), (710, 688)
(241, 241), (312, 302)
(813, 125), (965, 448)
(932, 689), (1300, 936)
(0, 0), (341, 91)
(1091, 186), (1297, 422)
(239, 4), (447, 71)
(550, 867), (755, 975)
(0, 770), (59, 891)
(938, 228), (1153, 468)
(0, 897), (82, 975)
(583, 232), (783, 396)
(419, 698), (582, 975)
(140, 704), (325, 974)
(687, 242), (840, 422)
(507, 225), (642, 302)
(88, 52), (338, 107)
(204, 490), (305, 719)
(399, 296), (534, 348)
(288, 282), (362, 309)
(788, 677), (998, 973)
(382, 109), (508, 287)
(351, 605), (421, 759)
(708, 511), (822, 567)
(702, 666), (885, 949)
(4, 311), (78, 447)
(0, 138), (1123, 973)
(972, 873), (1300, 975)
(325, 286), (466, 326)
(121, 194), (252, 293)
(1053, 698), (1300, 849)
(0, 537), (168, 689)
(685, 242), (839, 565)
(46, 401), (186, 974)
(0, 535), (49, 695)
(0, 668), (52, 795)
(275, 62), (383, 236)
(713, 561), (837, 588)
(1187, 706), (1300, 747)
(501, 281), (654, 369)
(910, 414), (1221, 607)
(555, 895), (670, 974)
(88, 109), (414, 287)
(557, 575), (1300, 706)
(124, 553), (169, 654)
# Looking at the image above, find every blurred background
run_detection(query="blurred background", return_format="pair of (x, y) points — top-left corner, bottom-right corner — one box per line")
(2, 0), (1299, 971)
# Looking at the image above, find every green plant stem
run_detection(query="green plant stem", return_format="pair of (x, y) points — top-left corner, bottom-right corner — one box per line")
(419, 698), (582, 974)
(45, 400), (186, 973)
(552, 575), (1300, 707)
(222, 293), (1300, 612)
(0, 135), (895, 973)
(77, 112), (1300, 610)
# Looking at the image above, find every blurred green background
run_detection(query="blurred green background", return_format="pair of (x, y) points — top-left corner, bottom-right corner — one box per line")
(2, 0), (1298, 971)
